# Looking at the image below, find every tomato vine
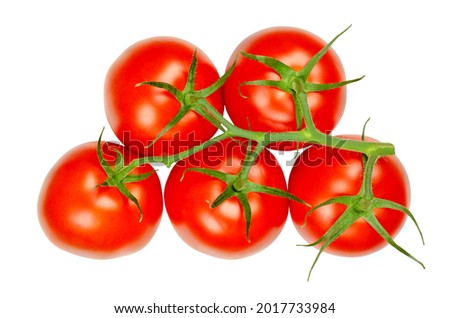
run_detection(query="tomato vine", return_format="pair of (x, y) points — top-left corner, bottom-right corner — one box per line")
(97, 25), (424, 278)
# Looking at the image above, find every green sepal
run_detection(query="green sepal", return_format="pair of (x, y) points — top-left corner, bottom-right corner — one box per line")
(245, 182), (310, 207)
(237, 52), (294, 99)
(363, 212), (425, 269)
(198, 55), (237, 98)
(301, 196), (355, 227)
(372, 198), (425, 245)
(136, 80), (181, 98)
(238, 79), (292, 98)
(181, 167), (236, 208)
(304, 76), (365, 92)
(113, 181), (145, 223)
(123, 171), (154, 184)
(240, 51), (295, 77)
(300, 206), (361, 281)
(184, 49), (199, 92)
(114, 148), (124, 169)
(182, 167), (235, 183)
(236, 192), (252, 242)
(297, 24), (352, 78)
(148, 105), (190, 149)
(96, 127), (114, 176)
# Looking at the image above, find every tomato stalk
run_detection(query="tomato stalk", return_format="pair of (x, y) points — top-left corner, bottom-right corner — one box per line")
(96, 25), (424, 277)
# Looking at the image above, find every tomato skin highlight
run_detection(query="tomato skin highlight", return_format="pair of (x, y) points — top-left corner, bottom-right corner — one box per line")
(104, 37), (224, 156)
(288, 135), (410, 256)
(38, 142), (163, 259)
(223, 27), (346, 150)
(164, 139), (289, 259)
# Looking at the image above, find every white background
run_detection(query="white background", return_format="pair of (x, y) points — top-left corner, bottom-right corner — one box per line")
(1, 0), (448, 317)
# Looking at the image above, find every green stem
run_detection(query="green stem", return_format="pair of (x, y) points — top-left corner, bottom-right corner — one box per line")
(143, 133), (230, 167)
(238, 141), (265, 179)
(196, 97), (395, 157)
(294, 90), (316, 131)
(195, 98), (235, 131)
(359, 155), (379, 199)
(104, 123), (394, 177)
(266, 130), (394, 156)
(197, 91), (395, 157)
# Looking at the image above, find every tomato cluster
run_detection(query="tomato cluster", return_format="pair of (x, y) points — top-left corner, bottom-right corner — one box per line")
(38, 26), (423, 277)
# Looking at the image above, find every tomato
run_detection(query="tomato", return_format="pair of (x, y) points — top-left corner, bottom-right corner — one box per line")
(223, 27), (346, 150)
(38, 142), (163, 259)
(164, 138), (289, 259)
(104, 37), (223, 156)
(288, 135), (410, 256)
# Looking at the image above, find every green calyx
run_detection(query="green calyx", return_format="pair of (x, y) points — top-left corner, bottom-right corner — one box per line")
(96, 128), (155, 222)
(183, 141), (310, 242)
(232, 178), (246, 192)
(136, 50), (237, 148)
(185, 166), (309, 242)
(300, 154), (425, 281)
(301, 193), (425, 281)
(240, 25), (364, 131)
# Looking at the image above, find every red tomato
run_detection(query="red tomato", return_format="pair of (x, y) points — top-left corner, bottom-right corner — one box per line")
(223, 27), (346, 150)
(288, 135), (410, 256)
(104, 37), (223, 156)
(164, 138), (289, 259)
(38, 142), (163, 259)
